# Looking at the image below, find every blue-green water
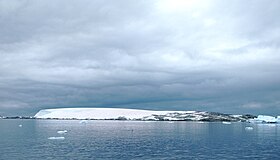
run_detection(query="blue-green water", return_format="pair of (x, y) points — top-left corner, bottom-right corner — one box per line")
(0, 120), (280, 159)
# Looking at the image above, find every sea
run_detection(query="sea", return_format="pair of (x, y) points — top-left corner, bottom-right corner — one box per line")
(0, 119), (280, 159)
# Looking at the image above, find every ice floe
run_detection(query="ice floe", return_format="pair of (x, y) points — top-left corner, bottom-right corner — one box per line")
(48, 137), (65, 140)
(197, 121), (205, 123)
(245, 127), (253, 130)
(79, 120), (88, 124)
(57, 130), (67, 134)
(222, 122), (231, 124)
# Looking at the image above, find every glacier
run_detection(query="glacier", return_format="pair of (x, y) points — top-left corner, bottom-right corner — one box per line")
(248, 115), (278, 123)
(34, 108), (196, 120)
(34, 108), (251, 122)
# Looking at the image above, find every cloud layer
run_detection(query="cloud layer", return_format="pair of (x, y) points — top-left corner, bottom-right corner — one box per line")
(1, 0), (280, 115)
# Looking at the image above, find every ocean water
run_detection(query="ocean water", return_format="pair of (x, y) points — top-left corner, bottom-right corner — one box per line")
(0, 120), (280, 160)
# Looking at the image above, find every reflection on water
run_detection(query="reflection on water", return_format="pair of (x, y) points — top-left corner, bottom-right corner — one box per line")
(0, 120), (280, 159)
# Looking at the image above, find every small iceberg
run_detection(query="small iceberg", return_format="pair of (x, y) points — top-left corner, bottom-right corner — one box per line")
(197, 121), (205, 123)
(57, 130), (67, 134)
(222, 122), (231, 125)
(263, 123), (276, 127)
(18, 124), (22, 127)
(48, 137), (65, 140)
(79, 120), (88, 124)
(245, 126), (253, 130)
(144, 121), (153, 123)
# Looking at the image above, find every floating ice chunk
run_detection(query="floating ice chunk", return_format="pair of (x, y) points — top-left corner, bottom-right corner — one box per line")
(222, 122), (231, 124)
(79, 120), (88, 124)
(245, 127), (253, 130)
(197, 121), (205, 123)
(168, 122), (174, 123)
(18, 124), (22, 127)
(48, 137), (65, 140)
(248, 119), (263, 124)
(57, 130), (67, 134)
(263, 123), (276, 127)
(144, 121), (153, 123)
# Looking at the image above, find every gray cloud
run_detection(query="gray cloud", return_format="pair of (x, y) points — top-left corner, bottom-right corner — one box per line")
(0, 0), (280, 116)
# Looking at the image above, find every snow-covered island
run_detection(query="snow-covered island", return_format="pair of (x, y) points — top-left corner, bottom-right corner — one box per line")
(34, 108), (256, 122)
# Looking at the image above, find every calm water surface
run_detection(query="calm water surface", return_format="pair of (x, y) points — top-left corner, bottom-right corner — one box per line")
(0, 120), (280, 159)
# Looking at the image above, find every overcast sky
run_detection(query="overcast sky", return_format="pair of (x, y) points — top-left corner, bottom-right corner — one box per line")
(0, 0), (280, 116)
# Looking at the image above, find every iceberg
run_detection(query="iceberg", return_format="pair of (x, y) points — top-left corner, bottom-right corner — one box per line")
(249, 115), (277, 123)
(18, 124), (22, 127)
(222, 122), (231, 124)
(79, 120), (88, 124)
(197, 121), (205, 123)
(245, 126), (253, 130)
(57, 130), (67, 134)
(48, 137), (65, 140)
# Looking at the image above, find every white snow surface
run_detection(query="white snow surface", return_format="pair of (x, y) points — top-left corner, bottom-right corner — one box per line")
(277, 116), (280, 123)
(256, 115), (277, 123)
(35, 108), (195, 120)
(249, 115), (278, 123)
(48, 137), (65, 140)
(57, 130), (67, 134)
(79, 120), (88, 124)
(222, 122), (231, 124)
(245, 127), (253, 130)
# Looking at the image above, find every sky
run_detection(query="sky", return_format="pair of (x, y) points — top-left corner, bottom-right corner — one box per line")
(0, 0), (280, 116)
